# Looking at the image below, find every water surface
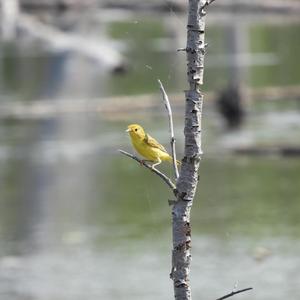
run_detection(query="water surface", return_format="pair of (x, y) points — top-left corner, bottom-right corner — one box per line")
(0, 10), (300, 300)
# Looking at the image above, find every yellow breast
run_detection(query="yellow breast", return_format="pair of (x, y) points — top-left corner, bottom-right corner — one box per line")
(131, 137), (161, 161)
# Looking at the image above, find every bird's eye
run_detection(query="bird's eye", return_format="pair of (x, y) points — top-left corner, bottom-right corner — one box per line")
(135, 128), (138, 132)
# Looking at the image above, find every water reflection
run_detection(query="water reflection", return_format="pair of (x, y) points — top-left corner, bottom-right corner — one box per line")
(1, 113), (300, 299)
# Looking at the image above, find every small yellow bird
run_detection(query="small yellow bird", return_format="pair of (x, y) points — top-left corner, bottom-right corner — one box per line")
(126, 124), (180, 168)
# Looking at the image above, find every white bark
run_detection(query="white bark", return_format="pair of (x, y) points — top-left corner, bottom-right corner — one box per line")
(158, 79), (179, 180)
(171, 1), (208, 299)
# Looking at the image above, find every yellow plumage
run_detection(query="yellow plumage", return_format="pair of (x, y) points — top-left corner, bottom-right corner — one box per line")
(126, 124), (180, 168)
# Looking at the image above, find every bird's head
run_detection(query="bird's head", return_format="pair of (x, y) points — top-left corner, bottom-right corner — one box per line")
(126, 124), (146, 140)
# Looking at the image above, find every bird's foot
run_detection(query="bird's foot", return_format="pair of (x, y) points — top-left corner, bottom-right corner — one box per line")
(140, 159), (152, 166)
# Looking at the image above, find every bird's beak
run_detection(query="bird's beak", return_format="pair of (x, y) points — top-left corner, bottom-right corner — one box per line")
(126, 128), (130, 132)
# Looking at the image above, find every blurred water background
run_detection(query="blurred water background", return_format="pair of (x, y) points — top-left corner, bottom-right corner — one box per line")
(0, 1), (300, 299)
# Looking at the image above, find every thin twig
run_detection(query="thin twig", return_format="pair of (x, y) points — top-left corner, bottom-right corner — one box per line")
(207, 0), (216, 5)
(157, 79), (179, 180)
(201, 0), (216, 10)
(205, 0), (216, 6)
(119, 149), (177, 194)
(216, 287), (253, 300)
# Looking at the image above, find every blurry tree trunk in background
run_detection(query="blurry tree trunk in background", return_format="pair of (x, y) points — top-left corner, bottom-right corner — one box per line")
(171, 0), (209, 299)
(0, 0), (19, 41)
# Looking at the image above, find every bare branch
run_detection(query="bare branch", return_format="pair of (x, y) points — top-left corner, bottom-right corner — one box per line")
(201, 0), (216, 11)
(204, 0), (216, 7)
(119, 149), (177, 194)
(207, 0), (216, 5)
(157, 79), (179, 180)
(216, 287), (253, 300)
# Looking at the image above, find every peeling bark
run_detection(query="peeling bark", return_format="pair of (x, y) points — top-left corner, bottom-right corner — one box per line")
(171, 1), (208, 299)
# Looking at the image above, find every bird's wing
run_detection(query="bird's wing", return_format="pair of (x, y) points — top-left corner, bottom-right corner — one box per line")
(144, 134), (168, 153)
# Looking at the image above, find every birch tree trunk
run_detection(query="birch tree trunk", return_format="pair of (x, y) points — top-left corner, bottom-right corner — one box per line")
(171, 1), (208, 299)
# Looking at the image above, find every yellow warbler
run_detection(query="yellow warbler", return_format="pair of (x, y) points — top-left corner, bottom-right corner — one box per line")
(126, 124), (180, 168)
